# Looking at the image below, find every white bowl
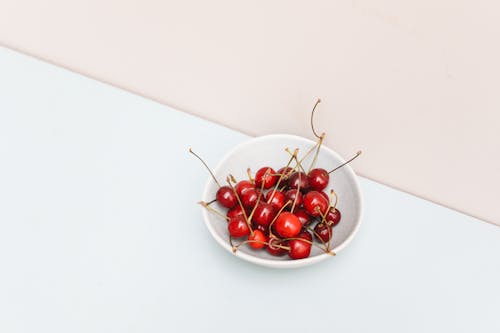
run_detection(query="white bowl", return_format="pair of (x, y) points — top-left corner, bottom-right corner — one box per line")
(201, 134), (363, 268)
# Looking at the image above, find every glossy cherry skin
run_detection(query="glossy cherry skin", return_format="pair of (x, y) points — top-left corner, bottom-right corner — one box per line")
(318, 191), (330, 203)
(216, 186), (237, 209)
(277, 166), (294, 180)
(252, 202), (275, 227)
(314, 222), (332, 242)
(274, 212), (302, 238)
(307, 168), (329, 191)
(297, 230), (313, 242)
(248, 229), (267, 249)
(287, 172), (309, 192)
(326, 208), (342, 227)
(228, 216), (250, 238)
(303, 191), (329, 217)
(235, 180), (254, 197)
(266, 237), (287, 256)
(241, 189), (260, 208)
(227, 205), (246, 219)
(294, 208), (312, 226)
(285, 189), (303, 207)
(265, 190), (286, 210)
(288, 236), (312, 259)
(253, 223), (269, 236)
(255, 167), (278, 189)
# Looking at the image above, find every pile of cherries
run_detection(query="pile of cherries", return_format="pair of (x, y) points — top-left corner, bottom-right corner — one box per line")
(216, 163), (341, 259)
(192, 99), (360, 260)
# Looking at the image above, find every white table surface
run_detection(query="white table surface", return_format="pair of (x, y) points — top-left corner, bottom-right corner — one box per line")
(0, 46), (499, 332)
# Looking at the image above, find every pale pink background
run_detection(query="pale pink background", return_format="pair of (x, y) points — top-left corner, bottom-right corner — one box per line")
(1, 0), (499, 224)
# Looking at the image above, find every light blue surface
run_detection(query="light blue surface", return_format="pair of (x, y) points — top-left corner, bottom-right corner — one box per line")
(0, 46), (499, 332)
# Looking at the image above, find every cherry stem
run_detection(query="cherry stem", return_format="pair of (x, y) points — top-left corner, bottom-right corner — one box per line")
(308, 134), (325, 173)
(198, 201), (229, 221)
(315, 206), (332, 251)
(206, 198), (217, 205)
(328, 151), (362, 174)
(226, 176), (254, 236)
(285, 148), (307, 174)
(310, 98), (322, 139)
(267, 149), (297, 204)
(298, 138), (320, 165)
(330, 189), (338, 211)
(248, 168), (270, 221)
(290, 172), (303, 213)
(325, 190), (339, 251)
(247, 168), (254, 184)
(231, 239), (290, 253)
(189, 148), (221, 188)
(268, 238), (290, 251)
(304, 225), (330, 252)
(326, 223), (332, 252)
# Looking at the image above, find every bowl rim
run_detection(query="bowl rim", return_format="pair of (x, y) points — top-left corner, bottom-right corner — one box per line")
(201, 133), (363, 268)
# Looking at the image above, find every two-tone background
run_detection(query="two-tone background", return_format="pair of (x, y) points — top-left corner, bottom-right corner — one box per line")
(2, 0), (499, 224)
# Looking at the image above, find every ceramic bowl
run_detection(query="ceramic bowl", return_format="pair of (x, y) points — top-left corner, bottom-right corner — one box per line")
(201, 134), (363, 268)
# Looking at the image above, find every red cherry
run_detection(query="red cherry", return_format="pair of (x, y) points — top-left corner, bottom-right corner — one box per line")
(307, 168), (329, 191)
(294, 208), (312, 226)
(227, 205), (246, 219)
(235, 180), (254, 197)
(265, 190), (286, 210)
(215, 186), (237, 209)
(297, 230), (313, 242)
(228, 216), (250, 238)
(241, 189), (260, 208)
(255, 167), (278, 189)
(326, 208), (342, 227)
(266, 237), (287, 256)
(277, 167), (294, 179)
(303, 191), (329, 217)
(318, 191), (330, 202)
(288, 237), (311, 260)
(285, 189), (303, 207)
(287, 172), (309, 192)
(314, 222), (332, 242)
(253, 223), (269, 236)
(248, 229), (266, 249)
(252, 203), (275, 227)
(274, 212), (302, 238)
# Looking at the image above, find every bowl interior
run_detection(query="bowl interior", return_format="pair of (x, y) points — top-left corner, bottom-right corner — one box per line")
(202, 134), (362, 268)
